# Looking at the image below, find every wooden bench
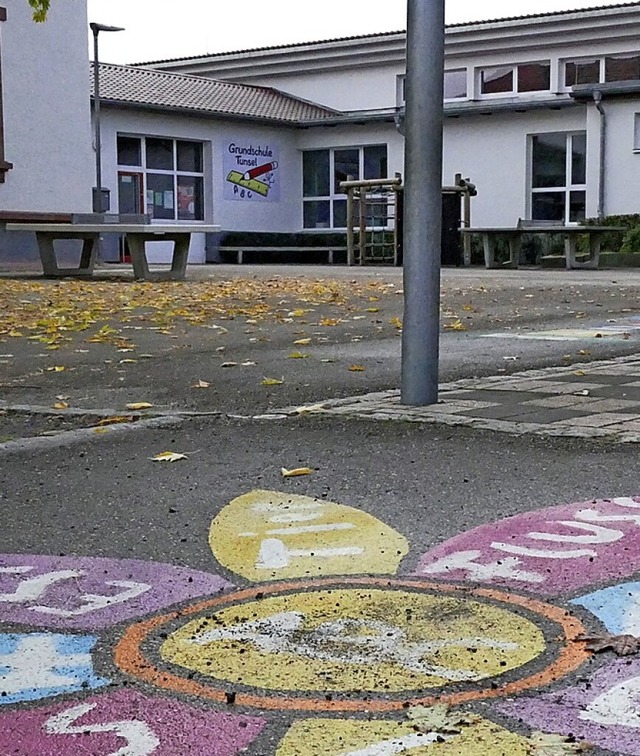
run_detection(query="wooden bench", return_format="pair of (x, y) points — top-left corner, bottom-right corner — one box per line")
(461, 220), (626, 270)
(218, 246), (348, 265)
(6, 222), (220, 281)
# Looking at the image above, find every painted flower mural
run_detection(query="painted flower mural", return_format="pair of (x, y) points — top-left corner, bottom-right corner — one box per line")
(1, 490), (640, 754)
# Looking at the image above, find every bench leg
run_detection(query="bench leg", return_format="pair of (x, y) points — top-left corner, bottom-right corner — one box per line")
(37, 232), (98, 277)
(126, 235), (150, 281)
(565, 234), (601, 270)
(127, 233), (190, 281)
(482, 235), (496, 268)
(506, 237), (521, 268)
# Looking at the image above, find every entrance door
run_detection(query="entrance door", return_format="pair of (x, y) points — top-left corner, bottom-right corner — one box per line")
(117, 172), (143, 262)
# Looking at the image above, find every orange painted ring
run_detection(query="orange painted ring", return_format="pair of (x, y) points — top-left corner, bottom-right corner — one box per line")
(114, 576), (590, 713)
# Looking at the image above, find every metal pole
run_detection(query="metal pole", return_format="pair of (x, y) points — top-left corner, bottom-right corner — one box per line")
(401, 0), (445, 406)
(92, 28), (102, 211)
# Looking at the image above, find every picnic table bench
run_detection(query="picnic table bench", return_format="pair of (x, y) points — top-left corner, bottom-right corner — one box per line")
(460, 220), (625, 270)
(218, 245), (347, 265)
(6, 222), (220, 281)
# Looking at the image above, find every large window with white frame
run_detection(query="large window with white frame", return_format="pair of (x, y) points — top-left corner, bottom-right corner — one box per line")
(479, 61), (551, 96)
(530, 132), (587, 223)
(302, 145), (387, 228)
(116, 135), (205, 221)
(563, 53), (640, 88)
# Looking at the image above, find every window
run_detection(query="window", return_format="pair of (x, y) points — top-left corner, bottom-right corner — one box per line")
(302, 146), (388, 229)
(396, 69), (468, 106)
(530, 132), (586, 223)
(605, 54), (640, 82)
(564, 58), (601, 87)
(116, 135), (205, 221)
(444, 69), (467, 100)
(479, 62), (550, 96)
(564, 53), (640, 88)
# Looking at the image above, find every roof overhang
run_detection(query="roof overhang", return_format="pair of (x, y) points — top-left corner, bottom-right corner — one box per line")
(570, 80), (640, 99)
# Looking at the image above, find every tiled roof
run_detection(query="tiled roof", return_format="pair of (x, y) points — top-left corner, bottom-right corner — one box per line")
(136, 2), (640, 66)
(91, 63), (338, 123)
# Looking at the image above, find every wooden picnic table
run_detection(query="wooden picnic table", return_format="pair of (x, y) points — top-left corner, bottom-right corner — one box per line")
(460, 224), (625, 270)
(6, 223), (220, 281)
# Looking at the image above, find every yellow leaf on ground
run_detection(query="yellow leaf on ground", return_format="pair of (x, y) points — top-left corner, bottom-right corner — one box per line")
(573, 370), (587, 376)
(390, 317), (403, 328)
(192, 379), (211, 388)
(281, 467), (314, 477)
(287, 352), (309, 359)
(293, 338), (312, 345)
(46, 366), (66, 372)
(320, 318), (341, 326)
(365, 307), (380, 313)
(444, 320), (467, 331)
(262, 377), (284, 386)
(53, 402), (69, 410)
(348, 364), (366, 372)
(126, 402), (153, 410)
(290, 309), (307, 317)
(97, 415), (135, 426)
(150, 451), (188, 462)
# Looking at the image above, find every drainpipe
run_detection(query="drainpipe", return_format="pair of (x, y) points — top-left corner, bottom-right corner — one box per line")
(593, 90), (606, 220)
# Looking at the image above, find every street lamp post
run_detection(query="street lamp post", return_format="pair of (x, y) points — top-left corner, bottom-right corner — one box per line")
(90, 22), (124, 214)
(400, 0), (446, 406)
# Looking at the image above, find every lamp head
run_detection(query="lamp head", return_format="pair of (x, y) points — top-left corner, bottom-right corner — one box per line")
(90, 22), (125, 35)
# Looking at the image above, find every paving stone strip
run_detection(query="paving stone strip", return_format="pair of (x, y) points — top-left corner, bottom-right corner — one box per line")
(275, 355), (640, 443)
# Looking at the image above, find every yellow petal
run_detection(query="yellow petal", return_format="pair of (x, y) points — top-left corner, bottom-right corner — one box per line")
(209, 489), (409, 582)
(126, 402), (153, 410)
(281, 467), (314, 477)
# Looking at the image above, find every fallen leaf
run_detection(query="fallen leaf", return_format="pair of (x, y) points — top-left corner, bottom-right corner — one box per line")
(241, 361), (257, 366)
(221, 361), (238, 368)
(576, 633), (640, 655)
(126, 402), (153, 410)
(406, 704), (481, 735)
(262, 377), (284, 386)
(46, 366), (66, 372)
(444, 319), (466, 331)
(320, 317), (341, 326)
(462, 304), (476, 312)
(53, 401), (69, 410)
(192, 380), (211, 388)
(294, 403), (326, 415)
(118, 359), (138, 364)
(573, 370), (587, 376)
(365, 307), (380, 313)
(281, 467), (314, 477)
(288, 351), (309, 359)
(97, 415), (135, 426)
(528, 731), (593, 754)
(289, 309), (307, 317)
(150, 451), (188, 462)
(293, 338), (312, 345)
(320, 358), (335, 363)
(578, 349), (591, 356)
(390, 317), (403, 328)
(348, 364), (365, 372)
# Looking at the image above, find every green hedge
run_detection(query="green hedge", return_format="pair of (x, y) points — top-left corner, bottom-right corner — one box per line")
(581, 214), (640, 254)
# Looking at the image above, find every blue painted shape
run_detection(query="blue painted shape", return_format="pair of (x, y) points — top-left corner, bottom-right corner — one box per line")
(571, 581), (640, 636)
(0, 633), (109, 705)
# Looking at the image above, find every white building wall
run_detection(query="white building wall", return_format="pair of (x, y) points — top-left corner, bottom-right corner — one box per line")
(0, 0), (93, 213)
(443, 107), (588, 226)
(100, 108), (301, 262)
(599, 99), (640, 217)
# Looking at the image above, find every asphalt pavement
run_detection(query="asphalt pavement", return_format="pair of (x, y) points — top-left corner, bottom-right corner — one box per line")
(1, 265), (640, 755)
